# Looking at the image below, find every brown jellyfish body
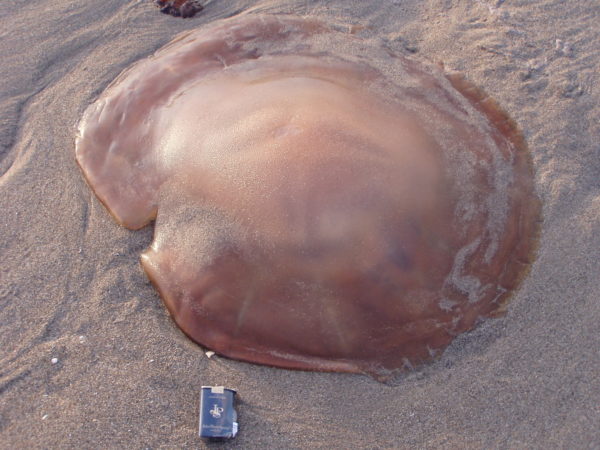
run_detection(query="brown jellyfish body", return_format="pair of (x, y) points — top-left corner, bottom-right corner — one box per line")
(75, 15), (540, 377)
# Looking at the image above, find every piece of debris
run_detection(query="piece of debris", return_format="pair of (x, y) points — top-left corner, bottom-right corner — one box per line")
(155, 0), (203, 18)
(205, 351), (215, 359)
(555, 39), (573, 57)
(51, 357), (58, 364)
(199, 386), (238, 439)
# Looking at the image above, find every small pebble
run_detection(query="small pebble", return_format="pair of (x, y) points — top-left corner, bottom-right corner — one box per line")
(205, 351), (215, 358)
(51, 357), (58, 364)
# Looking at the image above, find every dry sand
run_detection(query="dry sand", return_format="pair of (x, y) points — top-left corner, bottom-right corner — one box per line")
(1, 0), (599, 448)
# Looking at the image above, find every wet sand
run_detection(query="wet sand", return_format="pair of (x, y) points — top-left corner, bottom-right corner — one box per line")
(1, 0), (599, 447)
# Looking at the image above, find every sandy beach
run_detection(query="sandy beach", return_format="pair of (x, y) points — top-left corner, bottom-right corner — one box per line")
(1, 0), (599, 448)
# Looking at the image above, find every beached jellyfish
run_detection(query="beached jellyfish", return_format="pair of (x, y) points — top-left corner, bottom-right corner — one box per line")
(75, 14), (540, 377)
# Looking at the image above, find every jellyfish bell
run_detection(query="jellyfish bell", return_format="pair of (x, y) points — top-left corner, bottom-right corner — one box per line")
(75, 14), (540, 377)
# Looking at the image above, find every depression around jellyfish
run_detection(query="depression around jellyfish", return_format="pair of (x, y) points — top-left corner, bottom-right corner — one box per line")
(75, 14), (540, 377)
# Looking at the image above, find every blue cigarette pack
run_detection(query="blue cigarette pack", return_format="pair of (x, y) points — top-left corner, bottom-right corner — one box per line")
(199, 386), (238, 439)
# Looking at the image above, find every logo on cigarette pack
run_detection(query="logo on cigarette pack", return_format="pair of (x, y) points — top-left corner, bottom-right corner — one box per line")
(210, 404), (224, 419)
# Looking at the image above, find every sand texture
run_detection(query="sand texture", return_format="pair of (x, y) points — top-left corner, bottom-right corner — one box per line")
(1, 0), (599, 448)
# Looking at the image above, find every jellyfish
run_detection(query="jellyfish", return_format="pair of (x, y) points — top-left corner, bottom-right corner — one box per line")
(75, 14), (540, 377)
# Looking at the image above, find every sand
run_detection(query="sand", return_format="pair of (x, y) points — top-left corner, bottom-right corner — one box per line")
(1, 0), (599, 448)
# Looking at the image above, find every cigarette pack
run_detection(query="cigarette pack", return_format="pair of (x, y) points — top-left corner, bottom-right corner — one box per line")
(199, 386), (238, 438)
